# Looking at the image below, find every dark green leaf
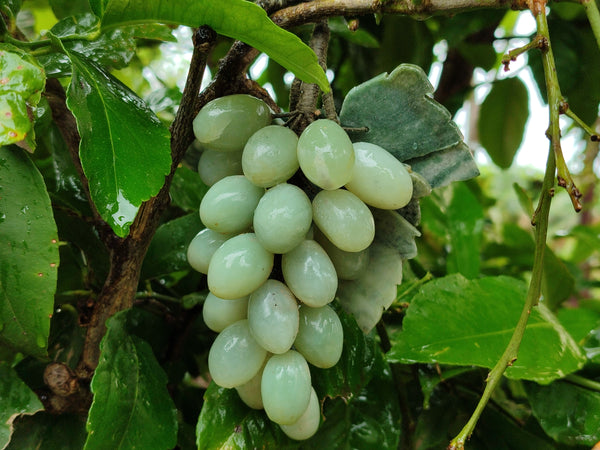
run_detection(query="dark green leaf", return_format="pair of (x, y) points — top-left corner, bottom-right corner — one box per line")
(130, 23), (176, 42)
(541, 245), (575, 309)
(328, 17), (379, 48)
(6, 412), (87, 450)
(0, 362), (43, 448)
(47, 304), (86, 369)
(305, 350), (401, 449)
(446, 183), (484, 278)
(387, 274), (586, 383)
(66, 52), (171, 237)
(85, 310), (177, 450)
(478, 77), (529, 169)
(0, 147), (59, 357)
(0, 45), (45, 146)
(196, 383), (296, 450)
(513, 182), (534, 217)
(525, 380), (600, 446)
(0, 0), (22, 18)
(39, 14), (136, 77)
(49, 0), (92, 19)
(100, 0), (329, 92)
(142, 213), (203, 280)
(169, 165), (209, 213)
(89, 0), (109, 17)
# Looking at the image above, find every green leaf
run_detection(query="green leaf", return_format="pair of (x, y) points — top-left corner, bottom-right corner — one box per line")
(387, 274), (586, 384)
(328, 17), (379, 48)
(339, 65), (478, 188)
(196, 383), (296, 450)
(0, 147), (59, 357)
(525, 380), (600, 446)
(0, 362), (44, 448)
(478, 77), (529, 169)
(0, 45), (45, 147)
(6, 412), (87, 450)
(557, 307), (600, 343)
(100, 0), (329, 92)
(169, 165), (209, 213)
(39, 14), (136, 77)
(66, 52), (171, 237)
(141, 213), (203, 280)
(89, 0), (109, 17)
(446, 183), (484, 278)
(85, 310), (177, 450)
(49, 0), (92, 19)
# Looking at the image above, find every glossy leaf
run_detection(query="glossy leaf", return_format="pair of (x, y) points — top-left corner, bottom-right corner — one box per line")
(85, 310), (177, 450)
(0, 147), (58, 357)
(169, 165), (209, 213)
(49, 0), (91, 19)
(478, 77), (529, 169)
(388, 274), (586, 384)
(0, 363), (44, 448)
(6, 412), (87, 450)
(89, 0), (109, 17)
(100, 0), (329, 92)
(526, 380), (600, 446)
(0, 46), (45, 147)
(141, 213), (203, 280)
(196, 383), (296, 450)
(39, 14), (136, 77)
(66, 51), (171, 237)
(445, 182), (484, 278)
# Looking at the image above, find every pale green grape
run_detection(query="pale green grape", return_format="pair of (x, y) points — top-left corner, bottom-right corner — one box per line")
(296, 119), (355, 190)
(248, 279), (299, 354)
(208, 233), (274, 299)
(199, 175), (264, 234)
(261, 350), (311, 425)
(337, 243), (403, 333)
(198, 149), (243, 186)
(279, 388), (320, 440)
(236, 356), (269, 410)
(314, 228), (370, 280)
(312, 189), (375, 252)
(193, 94), (271, 152)
(345, 142), (413, 209)
(187, 228), (230, 274)
(294, 305), (343, 369)
(242, 125), (299, 187)
(202, 292), (248, 332)
(282, 240), (337, 308)
(253, 183), (312, 254)
(208, 319), (267, 388)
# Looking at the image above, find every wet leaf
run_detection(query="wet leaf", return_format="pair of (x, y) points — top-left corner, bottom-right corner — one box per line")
(0, 147), (58, 357)
(0, 45), (45, 147)
(100, 0), (329, 92)
(0, 362), (44, 448)
(6, 412), (86, 450)
(85, 310), (177, 450)
(66, 51), (171, 237)
(525, 380), (600, 446)
(478, 77), (529, 169)
(141, 213), (203, 280)
(387, 274), (586, 384)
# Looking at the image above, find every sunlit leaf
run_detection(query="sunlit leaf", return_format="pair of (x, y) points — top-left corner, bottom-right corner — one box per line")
(388, 274), (586, 384)
(66, 51), (171, 237)
(100, 0), (329, 92)
(0, 147), (58, 357)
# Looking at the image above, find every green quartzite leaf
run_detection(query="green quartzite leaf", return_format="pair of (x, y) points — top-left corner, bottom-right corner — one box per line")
(100, 0), (329, 92)
(66, 51), (171, 237)
(141, 213), (203, 280)
(0, 147), (58, 357)
(478, 77), (529, 169)
(0, 363), (44, 448)
(0, 46), (45, 146)
(525, 380), (600, 446)
(85, 310), (177, 450)
(6, 412), (86, 450)
(339, 64), (478, 188)
(387, 274), (586, 384)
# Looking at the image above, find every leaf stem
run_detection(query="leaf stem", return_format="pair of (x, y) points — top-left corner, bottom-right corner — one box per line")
(564, 107), (600, 141)
(582, 0), (600, 51)
(565, 374), (600, 392)
(448, 6), (558, 449)
(500, 35), (546, 72)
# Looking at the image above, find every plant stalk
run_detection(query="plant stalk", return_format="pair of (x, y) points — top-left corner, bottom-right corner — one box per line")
(448, 6), (559, 448)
